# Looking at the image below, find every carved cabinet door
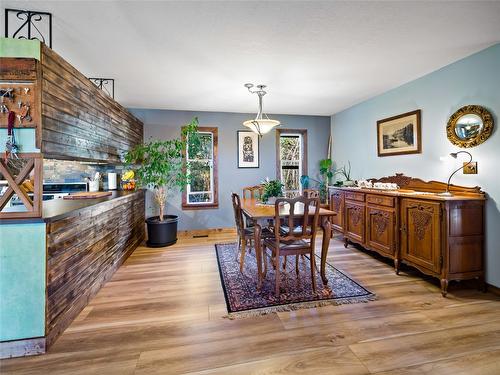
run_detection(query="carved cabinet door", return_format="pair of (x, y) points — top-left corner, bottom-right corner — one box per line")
(366, 206), (395, 257)
(329, 190), (344, 232)
(401, 199), (442, 273)
(345, 201), (365, 244)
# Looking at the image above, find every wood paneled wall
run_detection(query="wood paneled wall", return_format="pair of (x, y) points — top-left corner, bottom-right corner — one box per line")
(45, 191), (145, 347)
(40, 44), (143, 162)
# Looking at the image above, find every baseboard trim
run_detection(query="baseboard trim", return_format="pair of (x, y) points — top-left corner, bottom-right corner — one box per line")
(0, 337), (46, 359)
(487, 283), (500, 296)
(178, 227), (236, 238)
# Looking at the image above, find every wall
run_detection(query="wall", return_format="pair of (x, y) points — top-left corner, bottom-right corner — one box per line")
(331, 43), (500, 287)
(129, 109), (330, 231)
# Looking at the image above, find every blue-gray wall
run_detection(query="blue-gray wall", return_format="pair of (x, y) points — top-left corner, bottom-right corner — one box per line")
(129, 109), (331, 231)
(331, 43), (500, 287)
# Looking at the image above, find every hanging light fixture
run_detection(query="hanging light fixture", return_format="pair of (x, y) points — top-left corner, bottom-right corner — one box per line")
(243, 83), (280, 136)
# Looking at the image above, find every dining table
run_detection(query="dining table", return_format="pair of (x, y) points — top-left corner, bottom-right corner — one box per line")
(240, 198), (336, 286)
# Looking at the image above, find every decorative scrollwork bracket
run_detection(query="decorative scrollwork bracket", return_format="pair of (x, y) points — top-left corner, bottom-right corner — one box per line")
(4, 8), (52, 48)
(89, 78), (115, 98)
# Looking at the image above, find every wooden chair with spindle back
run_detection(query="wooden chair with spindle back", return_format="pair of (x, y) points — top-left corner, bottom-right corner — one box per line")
(242, 185), (264, 200)
(231, 192), (272, 272)
(261, 196), (320, 297)
(303, 188), (320, 199)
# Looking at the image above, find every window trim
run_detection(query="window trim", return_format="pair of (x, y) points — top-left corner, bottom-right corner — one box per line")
(276, 128), (308, 195)
(182, 126), (219, 210)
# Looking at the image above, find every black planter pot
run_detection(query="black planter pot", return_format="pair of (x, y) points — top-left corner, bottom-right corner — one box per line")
(146, 215), (178, 247)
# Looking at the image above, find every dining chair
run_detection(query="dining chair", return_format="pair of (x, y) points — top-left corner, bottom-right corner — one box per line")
(261, 196), (320, 297)
(303, 188), (320, 199)
(242, 185), (264, 200)
(231, 192), (272, 272)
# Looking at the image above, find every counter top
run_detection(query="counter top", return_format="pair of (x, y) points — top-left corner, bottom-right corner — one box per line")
(328, 186), (486, 201)
(42, 190), (144, 222)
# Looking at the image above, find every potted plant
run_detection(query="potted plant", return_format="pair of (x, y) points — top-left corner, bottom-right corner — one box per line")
(261, 178), (284, 204)
(334, 161), (355, 187)
(125, 118), (201, 247)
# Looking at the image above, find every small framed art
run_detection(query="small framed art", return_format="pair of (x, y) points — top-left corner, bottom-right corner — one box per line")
(237, 130), (259, 168)
(377, 109), (421, 157)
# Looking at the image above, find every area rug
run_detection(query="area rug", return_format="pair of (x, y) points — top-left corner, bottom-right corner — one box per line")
(215, 242), (376, 318)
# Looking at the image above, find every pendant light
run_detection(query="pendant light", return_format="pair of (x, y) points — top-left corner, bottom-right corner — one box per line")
(243, 83), (280, 136)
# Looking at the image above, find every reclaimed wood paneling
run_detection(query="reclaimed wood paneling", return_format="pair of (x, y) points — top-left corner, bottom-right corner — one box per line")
(40, 44), (143, 162)
(45, 191), (145, 347)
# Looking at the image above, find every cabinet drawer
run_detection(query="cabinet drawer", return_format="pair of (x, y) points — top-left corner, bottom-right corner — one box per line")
(367, 194), (395, 207)
(345, 192), (365, 202)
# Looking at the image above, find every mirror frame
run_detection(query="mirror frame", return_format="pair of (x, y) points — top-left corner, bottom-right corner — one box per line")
(446, 105), (494, 148)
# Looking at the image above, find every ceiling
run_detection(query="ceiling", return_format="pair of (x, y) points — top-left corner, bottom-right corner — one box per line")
(3, 1), (500, 115)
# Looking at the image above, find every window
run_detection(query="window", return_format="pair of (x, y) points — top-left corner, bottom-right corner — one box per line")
(182, 127), (218, 209)
(276, 129), (307, 197)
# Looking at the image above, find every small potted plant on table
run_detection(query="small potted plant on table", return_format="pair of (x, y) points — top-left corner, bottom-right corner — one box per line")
(261, 178), (285, 204)
(125, 118), (201, 247)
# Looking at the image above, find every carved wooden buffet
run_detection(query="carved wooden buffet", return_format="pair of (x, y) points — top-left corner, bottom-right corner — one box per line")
(329, 174), (486, 296)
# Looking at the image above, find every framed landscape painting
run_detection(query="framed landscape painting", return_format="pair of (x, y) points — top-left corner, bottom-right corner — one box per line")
(237, 130), (259, 168)
(377, 109), (421, 157)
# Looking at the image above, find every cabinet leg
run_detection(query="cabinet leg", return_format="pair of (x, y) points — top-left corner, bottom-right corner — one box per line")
(440, 279), (449, 297)
(343, 237), (349, 248)
(478, 276), (487, 293)
(394, 259), (400, 275)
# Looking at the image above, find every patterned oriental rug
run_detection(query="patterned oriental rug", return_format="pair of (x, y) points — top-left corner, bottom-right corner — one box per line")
(215, 243), (376, 319)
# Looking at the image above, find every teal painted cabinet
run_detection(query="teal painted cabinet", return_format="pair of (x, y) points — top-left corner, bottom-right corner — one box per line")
(0, 223), (46, 341)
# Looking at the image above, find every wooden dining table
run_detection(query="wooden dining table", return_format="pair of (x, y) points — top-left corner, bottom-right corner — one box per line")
(240, 198), (336, 286)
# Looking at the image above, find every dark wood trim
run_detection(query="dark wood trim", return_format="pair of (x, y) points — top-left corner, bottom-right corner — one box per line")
(182, 126), (219, 210)
(0, 337), (46, 359)
(377, 109), (421, 157)
(275, 128), (308, 180)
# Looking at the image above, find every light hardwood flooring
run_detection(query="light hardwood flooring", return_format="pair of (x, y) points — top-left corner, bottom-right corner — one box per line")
(2, 232), (500, 374)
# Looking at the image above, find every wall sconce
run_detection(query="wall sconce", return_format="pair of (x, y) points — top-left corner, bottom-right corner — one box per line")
(439, 151), (473, 196)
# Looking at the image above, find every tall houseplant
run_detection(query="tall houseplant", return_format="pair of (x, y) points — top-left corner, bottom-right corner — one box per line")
(125, 117), (201, 247)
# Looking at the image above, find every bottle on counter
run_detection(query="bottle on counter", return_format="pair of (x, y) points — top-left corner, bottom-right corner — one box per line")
(108, 172), (117, 190)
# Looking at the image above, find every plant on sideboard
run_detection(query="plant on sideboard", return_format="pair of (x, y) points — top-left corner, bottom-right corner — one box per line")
(125, 117), (202, 247)
(334, 161), (355, 187)
(261, 178), (284, 204)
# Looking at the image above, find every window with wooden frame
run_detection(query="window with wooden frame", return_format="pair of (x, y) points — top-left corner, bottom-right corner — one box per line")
(276, 129), (307, 198)
(182, 127), (218, 209)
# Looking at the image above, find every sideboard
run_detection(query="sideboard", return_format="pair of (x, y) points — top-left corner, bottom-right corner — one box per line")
(329, 174), (486, 296)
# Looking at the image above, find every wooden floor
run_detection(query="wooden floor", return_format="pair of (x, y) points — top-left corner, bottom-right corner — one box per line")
(2, 232), (500, 374)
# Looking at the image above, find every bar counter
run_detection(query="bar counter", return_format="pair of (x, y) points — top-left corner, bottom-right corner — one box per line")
(42, 190), (143, 222)
(44, 189), (145, 347)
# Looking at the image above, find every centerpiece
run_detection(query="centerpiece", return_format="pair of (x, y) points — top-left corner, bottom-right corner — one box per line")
(261, 178), (284, 204)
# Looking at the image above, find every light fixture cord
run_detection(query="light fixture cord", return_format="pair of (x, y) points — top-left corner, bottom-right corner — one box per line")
(446, 151), (473, 193)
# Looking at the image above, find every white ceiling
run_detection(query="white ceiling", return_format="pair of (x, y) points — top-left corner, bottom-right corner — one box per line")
(3, 1), (500, 115)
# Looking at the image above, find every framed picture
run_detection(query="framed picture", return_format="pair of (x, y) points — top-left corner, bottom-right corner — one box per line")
(237, 130), (259, 168)
(377, 109), (421, 157)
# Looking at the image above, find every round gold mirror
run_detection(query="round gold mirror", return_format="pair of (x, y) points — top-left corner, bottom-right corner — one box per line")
(447, 105), (494, 148)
